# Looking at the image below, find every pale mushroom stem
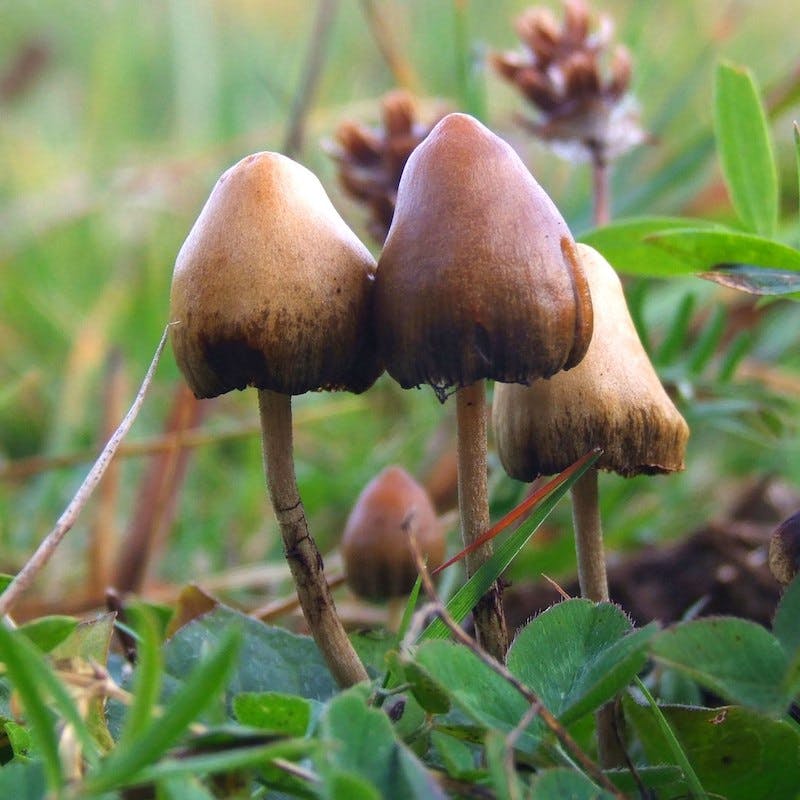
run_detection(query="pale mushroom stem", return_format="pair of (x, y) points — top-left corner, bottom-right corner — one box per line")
(456, 380), (509, 662)
(569, 469), (609, 602)
(258, 388), (368, 687)
(571, 468), (627, 768)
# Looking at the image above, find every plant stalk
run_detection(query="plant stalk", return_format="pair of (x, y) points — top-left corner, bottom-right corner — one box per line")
(258, 389), (367, 687)
(455, 380), (508, 661)
(590, 146), (611, 227)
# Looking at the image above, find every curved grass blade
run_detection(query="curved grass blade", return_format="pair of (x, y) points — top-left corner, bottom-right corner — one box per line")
(418, 449), (602, 642)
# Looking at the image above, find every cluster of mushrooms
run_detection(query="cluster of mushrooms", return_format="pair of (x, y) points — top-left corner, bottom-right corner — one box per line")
(169, 112), (688, 687)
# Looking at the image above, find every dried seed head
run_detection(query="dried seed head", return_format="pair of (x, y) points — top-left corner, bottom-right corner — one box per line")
(326, 90), (444, 243)
(341, 466), (444, 602)
(493, 244), (689, 479)
(769, 510), (800, 585)
(170, 152), (381, 399)
(493, 0), (646, 163)
(374, 112), (593, 399)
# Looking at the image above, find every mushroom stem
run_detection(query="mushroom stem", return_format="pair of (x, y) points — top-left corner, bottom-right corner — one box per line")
(569, 468), (609, 602)
(456, 380), (508, 661)
(570, 468), (626, 768)
(258, 389), (368, 687)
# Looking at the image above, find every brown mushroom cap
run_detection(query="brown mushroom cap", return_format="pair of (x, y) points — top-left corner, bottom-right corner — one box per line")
(374, 112), (593, 398)
(493, 243), (689, 479)
(170, 152), (381, 399)
(341, 466), (445, 601)
(769, 509), (800, 585)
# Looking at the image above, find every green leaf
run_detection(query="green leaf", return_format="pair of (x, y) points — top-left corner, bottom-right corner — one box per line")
(651, 618), (791, 715)
(647, 228), (800, 272)
(795, 122), (800, 220)
(156, 774), (217, 800)
(419, 450), (601, 642)
(430, 730), (476, 779)
(700, 265), (800, 296)
(413, 641), (536, 750)
(508, 600), (657, 726)
(626, 700), (800, 800)
(529, 768), (616, 799)
(328, 770), (382, 800)
(233, 692), (312, 736)
(401, 658), (452, 714)
(318, 689), (446, 799)
(83, 624), (242, 793)
(3, 719), (32, 760)
(714, 61), (778, 236)
(0, 760), (47, 800)
(484, 729), (523, 800)
(773, 574), (800, 656)
(163, 606), (337, 700)
(17, 616), (77, 653)
(580, 217), (721, 276)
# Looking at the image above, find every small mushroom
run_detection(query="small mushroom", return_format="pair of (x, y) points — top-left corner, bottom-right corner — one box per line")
(493, 243), (689, 603)
(342, 466), (445, 603)
(374, 113), (593, 659)
(769, 509), (800, 585)
(170, 151), (381, 687)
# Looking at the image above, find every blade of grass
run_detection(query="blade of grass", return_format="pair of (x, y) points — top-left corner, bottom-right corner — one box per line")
(633, 677), (708, 800)
(82, 624), (242, 794)
(418, 449), (602, 642)
(0, 624), (64, 792)
(120, 740), (316, 789)
(116, 606), (163, 745)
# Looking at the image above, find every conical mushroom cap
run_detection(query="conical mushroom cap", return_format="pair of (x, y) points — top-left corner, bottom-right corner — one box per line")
(493, 244), (689, 479)
(170, 152), (381, 399)
(341, 466), (444, 601)
(374, 113), (593, 398)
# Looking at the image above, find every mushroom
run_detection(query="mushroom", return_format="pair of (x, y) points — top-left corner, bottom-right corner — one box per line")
(341, 466), (445, 619)
(374, 113), (594, 659)
(170, 151), (381, 687)
(493, 243), (689, 604)
(769, 509), (800, 585)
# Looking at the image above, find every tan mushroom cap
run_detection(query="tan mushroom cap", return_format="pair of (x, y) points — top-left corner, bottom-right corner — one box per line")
(374, 112), (593, 399)
(341, 466), (445, 601)
(493, 243), (689, 479)
(170, 152), (381, 399)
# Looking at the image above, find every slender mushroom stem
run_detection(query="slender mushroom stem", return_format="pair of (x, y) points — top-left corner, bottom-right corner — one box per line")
(571, 468), (627, 767)
(258, 389), (368, 687)
(569, 469), (609, 602)
(456, 380), (508, 662)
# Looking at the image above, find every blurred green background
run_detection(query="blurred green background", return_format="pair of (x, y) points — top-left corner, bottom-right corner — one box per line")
(1, 0), (799, 610)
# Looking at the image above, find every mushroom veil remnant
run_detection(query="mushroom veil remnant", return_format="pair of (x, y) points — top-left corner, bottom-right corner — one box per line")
(170, 151), (381, 687)
(374, 113), (593, 659)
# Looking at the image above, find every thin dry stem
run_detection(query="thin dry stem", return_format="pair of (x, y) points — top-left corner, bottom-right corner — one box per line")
(0, 325), (172, 618)
(405, 528), (623, 798)
(359, 0), (418, 90)
(251, 573), (347, 622)
(456, 380), (508, 661)
(591, 148), (611, 226)
(89, 350), (126, 597)
(258, 388), (367, 687)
